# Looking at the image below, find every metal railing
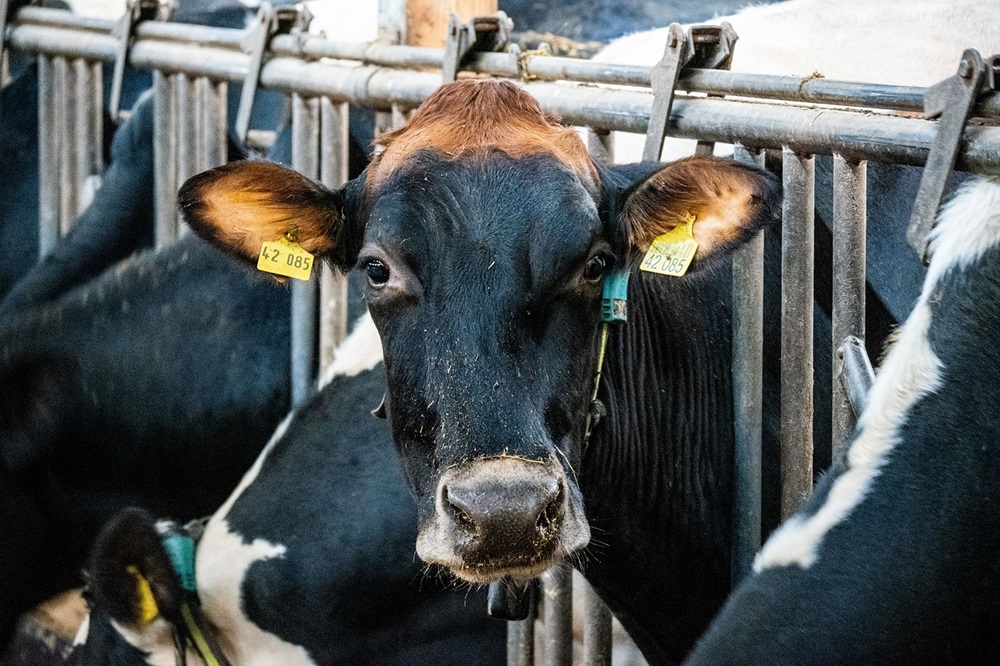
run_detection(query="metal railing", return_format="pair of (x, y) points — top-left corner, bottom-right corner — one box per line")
(6, 5), (1000, 665)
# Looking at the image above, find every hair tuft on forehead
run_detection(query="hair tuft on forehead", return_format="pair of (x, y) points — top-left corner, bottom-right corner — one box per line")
(369, 80), (599, 195)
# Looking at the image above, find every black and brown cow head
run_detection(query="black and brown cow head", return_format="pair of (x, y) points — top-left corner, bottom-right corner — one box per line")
(180, 80), (779, 584)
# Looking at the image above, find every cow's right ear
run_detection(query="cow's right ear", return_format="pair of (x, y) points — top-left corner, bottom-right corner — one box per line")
(179, 160), (346, 269)
(86, 508), (183, 632)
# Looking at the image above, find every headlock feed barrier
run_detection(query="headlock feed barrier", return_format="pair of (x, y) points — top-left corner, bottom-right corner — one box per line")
(4, 2), (1000, 664)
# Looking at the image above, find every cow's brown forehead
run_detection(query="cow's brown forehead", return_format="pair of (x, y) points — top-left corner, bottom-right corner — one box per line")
(367, 80), (600, 197)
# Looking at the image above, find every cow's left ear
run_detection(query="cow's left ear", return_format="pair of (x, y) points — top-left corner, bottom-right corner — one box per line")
(611, 156), (780, 268)
(179, 160), (350, 269)
(86, 508), (182, 631)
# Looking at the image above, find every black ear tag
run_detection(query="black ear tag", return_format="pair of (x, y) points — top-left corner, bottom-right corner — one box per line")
(371, 393), (388, 419)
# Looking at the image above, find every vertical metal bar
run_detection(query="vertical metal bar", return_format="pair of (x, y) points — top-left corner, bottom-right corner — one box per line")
(582, 579), (611, 666)
(153, 70), (178, 248)
(74, 58), (100, 211)
(587, 129), (614, 166)
(780, 148), (815, 520)
(541, 564), (573, 666)
(38, 55), (60, 259)
(731, 144), (765, 582)
(90, 61), (104, 175)
(174, 73), (197, 234)
(319, 97), (350, 371)
(291, 94), (321, 408)
(56, 56), (79, 234)
(507, 611), (535, 666)
(377, 0), (407, 44)
(197, 78), (226, 171)
(831, 155), (867, 458)
(0, 0), (9, 87)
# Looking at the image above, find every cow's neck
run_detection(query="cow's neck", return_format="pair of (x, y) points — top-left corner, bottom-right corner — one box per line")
(580, 264), (735, 664)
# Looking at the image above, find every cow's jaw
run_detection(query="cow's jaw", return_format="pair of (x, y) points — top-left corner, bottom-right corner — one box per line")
(416, 456), (590, 583)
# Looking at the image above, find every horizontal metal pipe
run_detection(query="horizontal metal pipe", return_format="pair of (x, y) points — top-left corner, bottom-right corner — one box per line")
(9, 22), (1000, 172)
(12, 9), (1000, 119)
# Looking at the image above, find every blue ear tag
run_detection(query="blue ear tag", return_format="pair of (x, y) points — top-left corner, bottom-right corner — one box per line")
(601, 269), (630, 323)
(163, 533), (197, 593)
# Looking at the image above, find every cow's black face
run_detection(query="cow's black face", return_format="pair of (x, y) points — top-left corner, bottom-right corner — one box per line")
(180, 79), (780, 585)
(357, 151), (601, 581)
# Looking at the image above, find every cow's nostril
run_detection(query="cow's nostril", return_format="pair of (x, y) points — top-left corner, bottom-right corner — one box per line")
(443, 485), (479, 535)
(535, 486), (563, 536)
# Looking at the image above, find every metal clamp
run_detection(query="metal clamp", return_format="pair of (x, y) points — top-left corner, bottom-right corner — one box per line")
(838, 335), (875, 418)
(109, 0), (168, 122)
(235, 2), (312, 146)
(642, 22), (737, 161)
(442, 11), (512, 83)
(906, 49), (998, 263)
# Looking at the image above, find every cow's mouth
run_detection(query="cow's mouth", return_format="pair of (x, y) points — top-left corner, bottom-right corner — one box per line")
(416, 456), (590, 582)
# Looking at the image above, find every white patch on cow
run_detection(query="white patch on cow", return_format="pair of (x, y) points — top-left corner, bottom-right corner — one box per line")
(755, 177), (1000, 571)
(317, 311), (384, 389)
(73, 613), (90, 646)
(111, 617), (198, 666)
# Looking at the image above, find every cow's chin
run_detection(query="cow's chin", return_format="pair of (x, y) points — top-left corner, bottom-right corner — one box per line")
(419, 551), (565, 585)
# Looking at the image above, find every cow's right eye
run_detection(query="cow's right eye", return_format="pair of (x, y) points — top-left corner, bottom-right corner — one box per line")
(365, 259), (390, 286)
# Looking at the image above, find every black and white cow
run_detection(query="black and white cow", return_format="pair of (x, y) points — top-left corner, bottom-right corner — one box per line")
(180, 79), (781, 663)
(685, 176), (1000, 664)
(69, 313), (507, 665)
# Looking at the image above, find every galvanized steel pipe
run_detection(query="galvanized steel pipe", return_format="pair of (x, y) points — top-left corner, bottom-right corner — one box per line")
(153, 70), (178, 248)
(541, 564), (573, 666)
(37, 54), (60, 258)
(780, 148), (815, 520)
(731, 145), (765, 581)
(319, 97), (350, 370)
(831, 155), (867, 458)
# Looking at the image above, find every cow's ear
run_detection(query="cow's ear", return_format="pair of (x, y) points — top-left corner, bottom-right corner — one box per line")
(613, 156), (780, 268)
(86, 508), (182, 631)
(179, 160), (345, 268)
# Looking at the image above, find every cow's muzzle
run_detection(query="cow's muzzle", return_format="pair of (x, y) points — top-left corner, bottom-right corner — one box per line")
(416, 456), (590, 583)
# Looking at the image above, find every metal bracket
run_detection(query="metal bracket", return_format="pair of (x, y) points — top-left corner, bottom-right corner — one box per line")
(442, 11), (512, 83)
(109, 0), (167, 123)
(235, 2), (312, 146)
(642, 22), (737, 161)
(837, 335), (875, 418)
(487, 577), (535, 621)
(906, 49), (998, 263)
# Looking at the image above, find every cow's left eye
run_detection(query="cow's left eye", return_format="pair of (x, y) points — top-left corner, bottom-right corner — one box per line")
(365, 259), (391, 286)
(583, 256), (606, 282)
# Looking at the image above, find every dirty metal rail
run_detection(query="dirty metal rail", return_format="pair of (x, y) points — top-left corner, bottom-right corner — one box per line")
(10, 6), (1000, 120)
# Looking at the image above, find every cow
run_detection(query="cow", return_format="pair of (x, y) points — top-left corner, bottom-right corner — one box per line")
(685, 176), (1000, 665)
(0, 233), (293, 647)
(67, 312), (507, 665)
(179, 78), (782, 663)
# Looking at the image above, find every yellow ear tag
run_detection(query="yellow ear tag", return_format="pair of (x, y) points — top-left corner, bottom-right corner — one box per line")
(640, 213), (699, 277)
(257, 230), (314, 282)
(126, 565), (160, 626)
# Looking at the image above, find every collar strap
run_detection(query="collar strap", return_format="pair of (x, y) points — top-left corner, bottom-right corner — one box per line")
(160, 523), (232, 666)
(582, 269), (630, 455)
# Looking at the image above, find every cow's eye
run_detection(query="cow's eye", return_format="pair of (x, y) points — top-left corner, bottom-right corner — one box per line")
(365, 259), (390, 286)
(583, 256), (606, 282)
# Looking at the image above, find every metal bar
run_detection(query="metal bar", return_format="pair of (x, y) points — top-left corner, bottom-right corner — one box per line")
(831, 155), (867, 458)
(291, 94), (320, 408)
(37, 55), (60, 258)
(9, 24), (1000, 171)
(17, 7), (1000, 119)
(173, 72), (197, 233)
(780, 148), (815, 520)
(90, 61), (104, 174)
(731, 144), (765, 582)
(839, 335), (875, 418)
(587, 129), (614, 165)
(541, 564), (573, 666)
(507, 609), (535, 666)
(196, 77), (226, 171)
(74, 58), (101, 211)
(582, 579), (611, 666)
(319, 97), (349, 371)
(153, 69), (178, 248)
(1, 0), (10, 86)
(55, 56), (79, 234)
